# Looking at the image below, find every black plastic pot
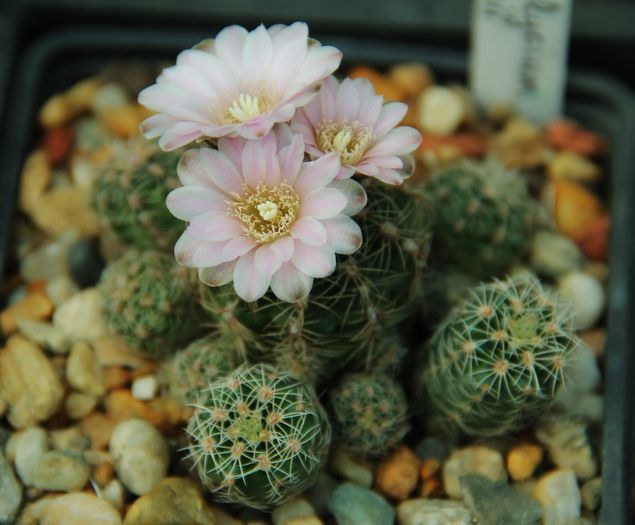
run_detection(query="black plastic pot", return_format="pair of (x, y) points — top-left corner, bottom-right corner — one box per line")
(0, 25), (633, 524)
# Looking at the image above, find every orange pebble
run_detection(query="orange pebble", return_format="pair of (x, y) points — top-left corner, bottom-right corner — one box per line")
(92, 462), (114, 487)
(1, 291), (54, 335)
(104, 366), (133, 390)
(375, 446), (421, 501)
(79, 412), (116, 450)
(420, 133), (485, 157)
(547, 120), (605, 156)
(100, 105), (146, 138)
(420, 458), (440, 479)
(574, 214), (610, 262)
(42, 126), (74, 165)
(507, 443), (544, 481)
(552, 180), (605, 238)
(420, 476), (442, 498)
(349, 66), (407, 101)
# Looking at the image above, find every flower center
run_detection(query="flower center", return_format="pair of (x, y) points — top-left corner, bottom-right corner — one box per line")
(317, 121), (373, 166)
(224, 93), (271, 124)
(228, 182), (300, 243)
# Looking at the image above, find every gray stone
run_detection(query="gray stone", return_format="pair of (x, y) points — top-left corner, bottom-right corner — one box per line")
(0, 452), (22, 523)
(443, 446), (507, 499)
(32, 451), (90, 491)
(460, 474), (542, 525)
(414, 437), (450, 462)
(68, 237), (105, 288)
(328, 483), (394, 525)
(328, 446), (373, 488)
(531, 230), (583, 279)
(396, 499), (473, 525)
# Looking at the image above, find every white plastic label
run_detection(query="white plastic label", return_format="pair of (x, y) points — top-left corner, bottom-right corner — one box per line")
(470, 0), (573, 124)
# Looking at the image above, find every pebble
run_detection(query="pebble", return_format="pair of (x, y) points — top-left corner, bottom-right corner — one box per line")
(271, 497), (322, 525)
(109, 418), (169, 495)
(70, 155), (99, 191)
(375, 446), (420, 501)
(54, 288), (108, 341)
(43, 126), (74, 165)
(328, 483), (394, 525)
(19, 150), (52, 212)
(65, 391), (98, 419)
(66, 341), (106, 396)
(580, 329), (606, 358)
(46, 274), (80, 306)
(122, 477), (215, 525)
(506, 443), (544, 481)
(551, 180), (605, 239)
(0, 452), (22, 523)
(396, 499), (473, 525)
(546, 120), (605, 156)
(535, 416), (597, 480)
(0, 291), (54, 335)
(68, 237), (106, 288)
(443, 446), (507, 499)
(101, 104), (147, 138)
(29, 186), (100, 237)
(389, 63), (434, 97)
(20, 230), (79, 284)
(105, 366), (133, 390)
(132, 375), (159, 400)
(0, 336), (64, 429)
(530, 230), (584, 279)
(556, 341), (601, 418)
(91, 82), (129, 114)
(93, 336), (149, 368)
(460, 474), (543, 525)
(417, 86), (464, 136)
(79, 412), (116, 450)
(414, 437), (450, 463)
(49, 426), (90, 453)
(581, 477), (602, 511)
(557, 272), (605, 330)
(328, 446), (374, 488)
(29, 492), (122, 525)
(349, 66), (407, 101)
(101, 479), (125, 511)
(490, 118), (545, 169)
(548, 151), (600, 183)
(93, 461), (115, 487)
(32, 451), (90, 491)
(576, 214), (610, 262)
(533, 469), (581, 525)
(14, 427), (48, 486)
(16, 318), (70, 354)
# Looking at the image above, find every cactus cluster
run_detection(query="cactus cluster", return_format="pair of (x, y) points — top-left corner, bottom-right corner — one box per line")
(160, 334), (241, 404)
(99, 250), (202, 355)
(200, 181), (433, 375)
(329, 372), (409, 457)
(93, 139), (184, 252)
(185, 364), (331, 509)
(419, 273), (577, 436)
(424, 159), (536, 278)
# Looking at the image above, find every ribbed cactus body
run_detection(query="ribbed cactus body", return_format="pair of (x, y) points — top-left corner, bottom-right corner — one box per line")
(186, 364), (331, 509)
(200, 181), (433, 373)
(160, 334), (240, 404)
(329, 372), (409, 457)
(425, 159), (535, 278)
(93, 139), (183, 252)
(420, 274), (577, 436)
(100, 250), (201, 355)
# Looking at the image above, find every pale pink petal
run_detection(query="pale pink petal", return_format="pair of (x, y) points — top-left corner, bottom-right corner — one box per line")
(177, 148), (243, 195)
(318, 76), (338, 122)
(357, 92), (383, 127)
(214, 25), (249, 80)
(294, 153), (340, 196)
(217, 136), (246, 172)
(174, 230), (228, 267)
(373, 167), (408, 185)
(270, 237), (295, 262)
(357, 155), (404, 170)
(175, 50), (236, 99)
(289, 121), (317, 149)
(242, 24), (273, 84)
(372, 102), (409, 137)
(322, 215), (363, 254)
(269, 23), (309, 92)
(270, 262), (313, 302)
(355, 163), (380, 177)
(233, 251), (272, 302)
(328, 179), (368, 216)
(166, 186), (227, 221)
(278, 134), (305, 185)
(301, 97), (323, 128)
(139, 113), (178, 139)
(241, 138), (268, 189)
(198, 260), (238, 287)
(254, 244), (283, 278)
(335, 166), (357, 180)
(221, 236), (256, 261)
(365, 126), (422, 158)
(288, 46), (342, 98)
(158, 129), (205, 152)
(188, 212), (244, 241)
(291, 242), (336, 278)
(301, 188), (347, 219)
(336, 78), (361, 121)
(290, 216), (328, 246)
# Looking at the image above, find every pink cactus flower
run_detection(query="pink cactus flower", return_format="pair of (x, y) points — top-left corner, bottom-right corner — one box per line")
(138, 23), (342, 150)
(291, 76), (422, 184)
(166, 126), (366, 302)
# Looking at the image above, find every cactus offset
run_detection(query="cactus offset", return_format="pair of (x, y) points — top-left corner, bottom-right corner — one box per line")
(185, 364), (331, 509)
(93, 139), (183, 252)
(200, 180), (433, 372)
(160, 334), (241, 404)
(420, 273), (577, 436)
(100, 250), (202, 355)
(329, 372), (409, 457)
(425, 159), (535, 278)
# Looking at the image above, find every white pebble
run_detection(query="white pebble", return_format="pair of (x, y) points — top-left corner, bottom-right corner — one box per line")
(557, 272), (605, 330)
(14, 427), (48, 486)
(91, 83), (128, 114)
(131, 375), (159, 400)
(417, 86), (464, 136)
(101, 479), (125, 511)
(54, 288), (108, 341)
(531, 230), (584, 278)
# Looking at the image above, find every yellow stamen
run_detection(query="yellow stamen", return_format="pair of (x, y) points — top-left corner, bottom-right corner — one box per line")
(257, 201), (279, 221)
(227, 93), (262, 122)
(317, 121), (373, 166)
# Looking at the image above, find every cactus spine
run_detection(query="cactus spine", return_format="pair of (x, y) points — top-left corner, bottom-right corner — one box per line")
(186, 363), (331, 509)
(420, 273), (577, 436)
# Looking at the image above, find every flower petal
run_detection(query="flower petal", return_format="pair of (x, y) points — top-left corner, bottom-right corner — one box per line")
(291, 216), (328, 246)
(188, 212), (244, 241)
(270, 236), (295, 262)
(198, 260), (238, 287)
(365, 126), (422, 158)
(291, 241), (336, 278)
(254, 244), (283, 278)
(166, 186), (227, 221)
(336, 78), (361, 121)
(214, 25), (249, 80)
(301, 188), (347, 219)
(242, 24), (273, 84)
(294, 153), (340, 196)
(322, 215), (363, 254)
(178, 148), (243, 195)
(174, 229), (228, 267)
(278, 133), (305, 185)
(271, 262), (313, 302)
(221, 236), (257, 261)
(233, 250), (272, 302)
(373, 102), (408, 136)
(241, 138), (268, 189)
(327, 179), (368, 216)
